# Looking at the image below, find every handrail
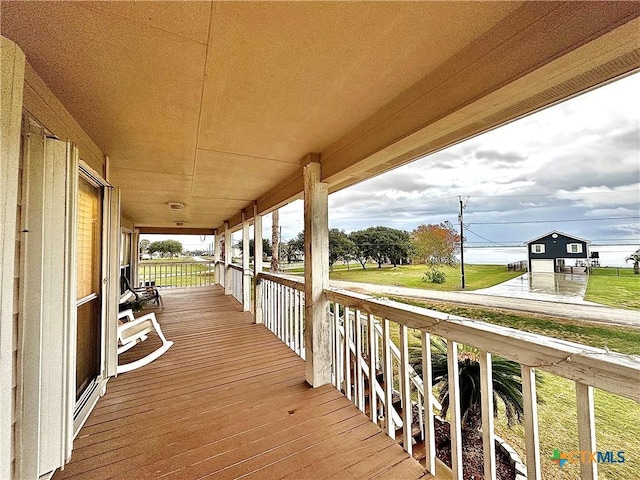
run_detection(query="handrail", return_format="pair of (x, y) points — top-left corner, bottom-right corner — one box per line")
(326, 288), (640, 402)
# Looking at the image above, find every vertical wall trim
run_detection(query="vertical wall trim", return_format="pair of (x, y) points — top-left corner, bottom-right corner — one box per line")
(0, 36), (26, 480)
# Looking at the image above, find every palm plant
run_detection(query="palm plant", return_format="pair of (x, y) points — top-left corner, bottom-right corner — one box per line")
(625, 248), (640, 274)
(410, 337), (529, 434)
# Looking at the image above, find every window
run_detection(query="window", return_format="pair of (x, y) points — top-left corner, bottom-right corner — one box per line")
(531, 244), (545, 254)
(567, 243), (583, 253)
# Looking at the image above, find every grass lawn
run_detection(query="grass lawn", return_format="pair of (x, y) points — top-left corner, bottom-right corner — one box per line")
(385, 298), (640, 479)
(139, 261), (215, 287)
(329, 264), (522, 291)
(585, 272), (640, 310)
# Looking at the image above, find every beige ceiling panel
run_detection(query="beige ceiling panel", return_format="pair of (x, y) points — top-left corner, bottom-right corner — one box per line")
(110, 168), (192, 194)
(198, 1), (522, 161)
(1, 1), (206, 176)
(80, 1), (212, 44)
(192, 149), (299, 199)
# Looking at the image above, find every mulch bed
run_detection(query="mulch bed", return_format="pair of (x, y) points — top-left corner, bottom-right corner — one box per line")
(434, 417), (516, 480)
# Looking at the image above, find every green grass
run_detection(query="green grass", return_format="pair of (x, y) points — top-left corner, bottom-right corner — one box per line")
(494, 373), (639, 480)
(388, 297), (640, 355)
(328, 264), (522, 291)
(385, 297), (639, 479)
(138, 261), (215, 287)
(585, 273), (640, 310)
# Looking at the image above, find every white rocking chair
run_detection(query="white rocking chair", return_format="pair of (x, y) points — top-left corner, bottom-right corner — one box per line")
(117, 309), (173, 374)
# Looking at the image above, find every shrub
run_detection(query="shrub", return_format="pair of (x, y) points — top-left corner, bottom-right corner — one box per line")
(423, 266), (447, 284)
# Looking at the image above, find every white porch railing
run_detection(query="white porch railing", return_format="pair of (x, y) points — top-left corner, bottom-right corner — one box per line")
(215, 261), (225, 289)
(252, 273), (640, 480)
(229, 264), (243, 304)
(138, 261), (215, 288)
(259, 273), (306, 359)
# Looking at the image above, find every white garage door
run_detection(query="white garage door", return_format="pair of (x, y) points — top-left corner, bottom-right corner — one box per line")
(530, 259), (554, 273)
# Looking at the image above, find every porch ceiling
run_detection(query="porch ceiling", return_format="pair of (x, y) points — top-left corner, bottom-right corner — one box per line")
(2, 1), (639, 231)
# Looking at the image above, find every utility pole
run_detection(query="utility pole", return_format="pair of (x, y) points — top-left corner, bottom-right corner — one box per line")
(459, 196), (466, 289)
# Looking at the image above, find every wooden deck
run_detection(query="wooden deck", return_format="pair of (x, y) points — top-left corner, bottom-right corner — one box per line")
(55, 286), (429, 480)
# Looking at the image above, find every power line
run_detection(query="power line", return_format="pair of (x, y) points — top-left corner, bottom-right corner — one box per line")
(468, 216), (639, 225)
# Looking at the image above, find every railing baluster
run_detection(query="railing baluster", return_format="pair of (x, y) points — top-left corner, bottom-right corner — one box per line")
(447, 340), (463, 480)
(355, 310), (364, 412)
(421, 332), (436, 473)
(368, 313), (377, 423)
(479, 350), (496, 480)
(399, 325), (412, 456)
(294, 288), (300, 355)
(522, 365), (541, 480)
(344, 306), (352, 401)
(576, 382), (597, 480)
(334, 302), (342, 390)
(382, 318), (394, 438)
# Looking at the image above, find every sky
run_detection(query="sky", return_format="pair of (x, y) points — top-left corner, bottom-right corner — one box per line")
(145, 72), (640, 257)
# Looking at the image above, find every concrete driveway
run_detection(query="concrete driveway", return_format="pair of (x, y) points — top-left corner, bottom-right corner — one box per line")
(469, 273), (596, 305)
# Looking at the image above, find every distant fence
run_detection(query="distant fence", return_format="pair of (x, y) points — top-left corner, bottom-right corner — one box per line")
(138, 261), (216, 288)
(507, 260), (528, 271)
(590, 266), (636, 277)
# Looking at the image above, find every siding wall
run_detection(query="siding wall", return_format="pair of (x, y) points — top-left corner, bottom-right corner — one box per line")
(1, 49), (106, 478)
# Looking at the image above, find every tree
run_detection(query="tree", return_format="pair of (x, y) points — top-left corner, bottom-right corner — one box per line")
(626, 248), (640, 274)
(282, 233), (303, 264)
(237, 238), (272, 258)
(271, 210), (280, 272)
(411, 221), (460, 266)
(349, 226), (411, 269)
(410, 338), (530, 433)
(328, 229), (355, 271)
(148, 240), (183, 258)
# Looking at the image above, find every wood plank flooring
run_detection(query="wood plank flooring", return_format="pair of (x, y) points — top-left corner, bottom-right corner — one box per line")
(54, 286), (429, 480)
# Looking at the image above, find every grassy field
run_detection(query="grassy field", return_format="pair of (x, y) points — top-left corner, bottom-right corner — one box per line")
(585, 269), (640, 310)
(387, 297), (640, 480)
(329, 264), (522, 290)
(139, 259), (215, 287)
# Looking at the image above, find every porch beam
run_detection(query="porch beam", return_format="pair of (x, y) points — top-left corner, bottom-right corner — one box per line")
(303, 156), (331, 387)
(253, 204), (263, 324)
(135, 227), (216, 235)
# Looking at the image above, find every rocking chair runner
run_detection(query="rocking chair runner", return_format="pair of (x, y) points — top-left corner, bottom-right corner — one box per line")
(117, 309), (173, 374)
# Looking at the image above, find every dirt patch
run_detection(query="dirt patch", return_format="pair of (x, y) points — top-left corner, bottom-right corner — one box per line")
(434, 417), (516, 480)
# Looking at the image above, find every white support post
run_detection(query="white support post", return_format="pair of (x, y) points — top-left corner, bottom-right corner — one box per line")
(303, 157), (330, 387)
(447, 340), (463, 480)
(224, 221), (231, 295)
(522, 365), (541, 480)
(241, 212), (250, 311)
(576, 382), (597, 480)
(253, 204), (263, 323)
(131, 229), (140, 287)
(479, 350), (496, 480)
